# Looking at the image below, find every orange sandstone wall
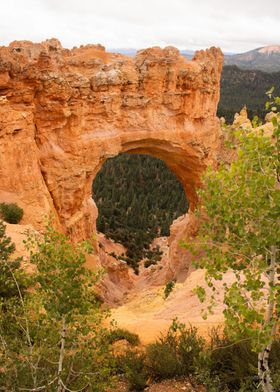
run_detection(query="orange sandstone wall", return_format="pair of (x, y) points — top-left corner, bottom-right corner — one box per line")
(0, 38), (223, 242)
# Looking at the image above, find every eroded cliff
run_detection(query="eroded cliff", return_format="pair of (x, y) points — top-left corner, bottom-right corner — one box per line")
(0, 39), (224, 291)
(0, 38), (223, 234)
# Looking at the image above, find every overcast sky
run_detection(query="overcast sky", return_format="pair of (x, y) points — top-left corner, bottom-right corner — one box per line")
(0, 0), (279, 53)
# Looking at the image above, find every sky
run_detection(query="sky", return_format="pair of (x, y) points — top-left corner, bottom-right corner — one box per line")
(0, 0), (279, 53)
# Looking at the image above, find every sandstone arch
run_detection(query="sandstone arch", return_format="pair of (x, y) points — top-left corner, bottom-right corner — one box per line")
(0, 39), (223, 242)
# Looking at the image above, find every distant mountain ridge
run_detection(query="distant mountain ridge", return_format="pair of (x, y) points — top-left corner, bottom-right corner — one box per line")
(224, 45), (280, 72)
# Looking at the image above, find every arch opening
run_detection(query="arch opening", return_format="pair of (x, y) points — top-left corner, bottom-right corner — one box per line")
(92, 153), (189, 274)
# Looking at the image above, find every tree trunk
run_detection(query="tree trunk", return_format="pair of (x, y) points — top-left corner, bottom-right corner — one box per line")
(258, 246), (277, 392)
(57, 317), (66, 392)
(258, 347), (274, 392)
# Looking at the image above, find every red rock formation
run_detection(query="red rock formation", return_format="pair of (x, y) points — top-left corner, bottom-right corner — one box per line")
(0, 39), (223, 292)
(0, 39), (223, 234)
(96, 234), (136, 305)
(134, 212), (200, 291)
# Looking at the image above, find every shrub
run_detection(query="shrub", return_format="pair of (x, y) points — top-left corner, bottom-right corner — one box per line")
(193, 330), (280, 392)
(206, 329), (258, 391)
(116, 351), (148, 391)
(146, 341), (181, 379)
(0, 203), (23, 224)
(144, 246), (163, 268)
(146, 320), (205, 380)
(193, 367), (222, 392)
(125, 353), (148, 391)
(163, 281), (175, 299)
(106, 328), (140, 346)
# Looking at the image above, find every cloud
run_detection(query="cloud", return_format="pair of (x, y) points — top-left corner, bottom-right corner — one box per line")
(0, 0), (279, 52)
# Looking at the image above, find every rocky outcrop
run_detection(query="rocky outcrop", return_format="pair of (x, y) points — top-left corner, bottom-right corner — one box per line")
(0, 38), (223, 237)
(0, 39), (224, 293)
(134, 212), (200, 290)
(96, 234), (136, 305)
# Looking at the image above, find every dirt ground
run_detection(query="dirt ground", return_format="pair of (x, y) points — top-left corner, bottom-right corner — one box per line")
(109, 268), (234, 343)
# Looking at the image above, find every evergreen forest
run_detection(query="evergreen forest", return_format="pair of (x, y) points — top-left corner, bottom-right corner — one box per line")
(92, 154), (188, 272)
(218, 65), (280, 122)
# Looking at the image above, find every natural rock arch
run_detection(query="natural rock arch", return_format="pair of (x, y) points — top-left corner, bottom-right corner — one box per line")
(0, 39), (223, 242)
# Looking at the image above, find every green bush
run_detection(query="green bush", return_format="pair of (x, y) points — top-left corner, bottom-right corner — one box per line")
(193, 367), (222, 392)
(0, 203), (23, 224)
(126, 353), (148, 391)
(163, 281), (175, 299)
(106, 328), (140, 346)
(193, 330), (280, 392)
(206, 329), (258, 391)
(116, 351), (148, 391)
(146, 320), (205, 380)
(146, 341), (181, 379)
(144, 246), (163, 268)
(111, 328), (280, 391)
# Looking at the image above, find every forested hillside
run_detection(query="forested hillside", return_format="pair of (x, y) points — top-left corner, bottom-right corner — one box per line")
(93, 154), (188, 271)
(218, 65), (280, 122)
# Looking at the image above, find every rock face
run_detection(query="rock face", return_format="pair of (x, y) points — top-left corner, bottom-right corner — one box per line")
(134, 212), (200, 290)
(0, 39), (223, 235)
(0, 39), (223, 290)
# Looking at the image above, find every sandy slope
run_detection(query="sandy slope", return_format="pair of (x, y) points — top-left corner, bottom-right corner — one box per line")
(110, 269), (234, 343)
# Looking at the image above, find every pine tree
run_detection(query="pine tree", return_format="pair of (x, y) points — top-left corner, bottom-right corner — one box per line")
(92, 154), (188, 271)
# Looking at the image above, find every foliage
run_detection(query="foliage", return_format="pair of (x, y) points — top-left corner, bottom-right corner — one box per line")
(194, 331), (280, 392)
(145, 319), (205, 380)
(27, 223), (100, 322)
(207, 329), (258, 391)
(143, 245), (163, 268)
(163, 280), (175, 299)
(183, 94), (280, 390)
(0, 223), (113, 391)
(93, 153), (188, 272)
(0, 220), (29, 300)
(0, 220), (31, 387)
(106, 327), (140, 346)
(184, 108), (279, 343)
(113, 325), (280, 392)
(119, 351), (148, 391)
(0, 202), (23, 224)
